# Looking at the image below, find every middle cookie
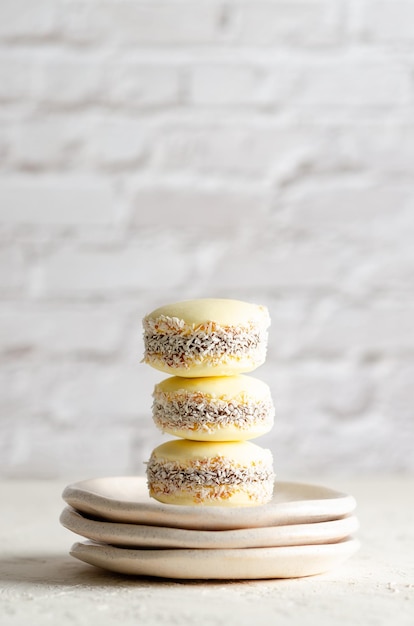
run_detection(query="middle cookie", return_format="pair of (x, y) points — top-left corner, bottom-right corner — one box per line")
(152, 374), (275, 442)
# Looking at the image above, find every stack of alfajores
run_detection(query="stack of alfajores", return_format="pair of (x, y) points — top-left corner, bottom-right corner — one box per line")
(143, 298), (276, 507)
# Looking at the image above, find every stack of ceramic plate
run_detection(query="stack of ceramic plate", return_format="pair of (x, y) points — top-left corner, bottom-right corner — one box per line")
(61, 476), (359, 580)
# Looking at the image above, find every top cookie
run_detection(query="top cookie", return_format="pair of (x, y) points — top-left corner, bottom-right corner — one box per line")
(143, 298), (270, 377)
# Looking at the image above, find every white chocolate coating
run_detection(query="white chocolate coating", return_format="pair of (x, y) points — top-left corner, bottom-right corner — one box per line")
(151, 439), (272, 464)
(155, 374), (271, 399)
(145, 299), (270, 327)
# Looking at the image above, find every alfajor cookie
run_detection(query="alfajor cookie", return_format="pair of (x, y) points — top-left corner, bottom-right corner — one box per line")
(152, 374), (274, 442)
(146, 439), (275, 507)
(143, 298), (270, 378)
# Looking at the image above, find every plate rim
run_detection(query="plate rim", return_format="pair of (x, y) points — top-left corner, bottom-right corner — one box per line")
(69, 537), (360, 580)
(60, 505), (359, 549)
(62, 477), (357, 530)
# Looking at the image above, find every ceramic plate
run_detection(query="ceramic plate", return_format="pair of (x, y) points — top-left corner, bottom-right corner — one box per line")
(60, 506), (359, 549)
(70, 537), (360, 579)
(62, 477), (356, 530)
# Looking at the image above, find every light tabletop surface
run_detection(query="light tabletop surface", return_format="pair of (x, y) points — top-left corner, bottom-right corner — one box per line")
(1, 476), (413, 626)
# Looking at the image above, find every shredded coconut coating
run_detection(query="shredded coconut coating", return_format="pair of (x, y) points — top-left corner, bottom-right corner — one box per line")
(143, 315), (268, 369)
(152, 390), (275, 434)
(146, 455), (275, 504)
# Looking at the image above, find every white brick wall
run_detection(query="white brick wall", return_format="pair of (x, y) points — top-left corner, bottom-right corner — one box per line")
(1, 0), (413, 479)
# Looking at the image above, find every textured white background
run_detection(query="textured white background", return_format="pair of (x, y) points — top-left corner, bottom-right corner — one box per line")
(1, 0), (414, 479)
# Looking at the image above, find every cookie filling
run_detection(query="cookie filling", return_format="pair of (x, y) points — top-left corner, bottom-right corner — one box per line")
(146, 455), (275, 504)
(143, 315), (268, 369)
(152, 391), (274, 434)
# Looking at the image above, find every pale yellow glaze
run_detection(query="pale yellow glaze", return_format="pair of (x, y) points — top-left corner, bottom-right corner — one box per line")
(151, 439), (273, 466)
(155, 374), (272, 401)
(159, 424), (272, 442)
(149, 489), (269, 507)
(148, 356), (264, 378)
(145, 298), (270, 328)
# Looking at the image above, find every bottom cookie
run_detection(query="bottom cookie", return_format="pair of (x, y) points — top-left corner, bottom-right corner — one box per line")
(146, 439), (275, 507)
